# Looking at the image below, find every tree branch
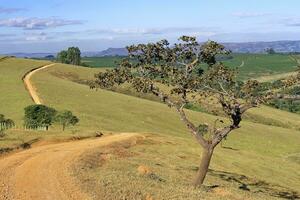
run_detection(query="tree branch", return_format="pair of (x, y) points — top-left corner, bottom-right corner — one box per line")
(175, 107), (209, 148)
(212, 126), (237, 147)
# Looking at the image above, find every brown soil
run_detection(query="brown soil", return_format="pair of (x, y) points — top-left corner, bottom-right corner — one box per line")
(0, 133), (141, 200)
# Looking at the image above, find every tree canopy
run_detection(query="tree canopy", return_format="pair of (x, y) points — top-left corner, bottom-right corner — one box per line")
(54, 110), (79, 131)
(92, 36), (300, 186)
(0, 114), (15, 131)
(57, 47), (81, 65)
(24, 105), (57, 130)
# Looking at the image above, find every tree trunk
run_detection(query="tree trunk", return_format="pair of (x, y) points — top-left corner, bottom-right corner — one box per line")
(193, 146), (214, 187)
(62, 124), (65, 131)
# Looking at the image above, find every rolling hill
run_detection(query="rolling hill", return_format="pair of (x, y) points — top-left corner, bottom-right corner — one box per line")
(0, 57), (300, 199)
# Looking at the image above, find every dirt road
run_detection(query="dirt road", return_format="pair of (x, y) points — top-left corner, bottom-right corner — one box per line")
(0, 133), (141, 200)
(23, 64), (55, 104)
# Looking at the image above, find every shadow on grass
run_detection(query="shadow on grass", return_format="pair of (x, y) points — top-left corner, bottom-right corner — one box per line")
(208, 169), (300, 200)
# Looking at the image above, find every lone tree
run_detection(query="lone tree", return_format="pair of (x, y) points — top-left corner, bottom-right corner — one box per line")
(266, 48), (276, 54)
(92, 36), (300, 187)
(57, 47), (81, 65)
(54, 110), (79, 131)
(24, 105), (57, 130)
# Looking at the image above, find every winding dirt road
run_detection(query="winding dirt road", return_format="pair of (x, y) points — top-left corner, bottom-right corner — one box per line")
(23, 63), (55, 104)
(0, 133), (140, 200)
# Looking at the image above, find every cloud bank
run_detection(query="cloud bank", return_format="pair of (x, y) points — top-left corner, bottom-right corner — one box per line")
(0, 17), (83, 30)
(0, 7), (27, 14)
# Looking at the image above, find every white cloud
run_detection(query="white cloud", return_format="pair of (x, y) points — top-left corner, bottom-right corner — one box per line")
(283, 17), (300, 26)
(232, 12), (271, 18)
(0, 17), (83, 30)
(24, 32), (50, 41)
(87, 27), (217, 37)
(0, 7), (26, 14)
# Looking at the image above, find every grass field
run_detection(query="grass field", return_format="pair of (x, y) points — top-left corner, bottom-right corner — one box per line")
(82, 56), (125, 68)
(82, 54), (299, 80)
(1, 58), (300, 199)
(30, 62), (300, 199)
(0, 58), (50, 123)
(222, 53), (298, 79)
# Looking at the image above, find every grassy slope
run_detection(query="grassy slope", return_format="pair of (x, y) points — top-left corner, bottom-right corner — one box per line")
(1, 59), (299, 198)
(0, 58), (49, 123)
(30, 63), (300, 198)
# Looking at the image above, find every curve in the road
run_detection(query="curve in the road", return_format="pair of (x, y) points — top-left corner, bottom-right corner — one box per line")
(0, 133), (142, 200)
(23, 63), (55, 104)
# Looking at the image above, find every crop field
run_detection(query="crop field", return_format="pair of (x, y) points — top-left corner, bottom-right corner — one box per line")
(81, 56), (125, 68)
(82, 54), (299, 80)
(223, 53), (299, 79)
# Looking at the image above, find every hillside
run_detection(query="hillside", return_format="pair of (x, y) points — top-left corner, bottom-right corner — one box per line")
(33, 62), (300, 199)
(0, 58), (300, 199)
(0, 58), (50, 123)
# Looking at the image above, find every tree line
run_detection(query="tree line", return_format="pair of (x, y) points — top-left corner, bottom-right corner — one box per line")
(0, 105), (79, 137)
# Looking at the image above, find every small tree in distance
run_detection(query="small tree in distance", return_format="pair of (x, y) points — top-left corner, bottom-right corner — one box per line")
(57, 47), (81, 65)
(92, 36), (300, 187)
(266, 48), (276, 54)
(55, 110), (79, 131)
(24, 105), (57, 130)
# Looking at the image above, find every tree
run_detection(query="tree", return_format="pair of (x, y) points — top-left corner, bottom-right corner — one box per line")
(91, 36), (300, 187)
(54, 110), (79, 131)
(0, 114), (15, 131)
(24, 105), (57, 130)
(57, 47), (81, 65)
(57, 50), (69, 64)
(266, 48), (276, 54)
(67, 47), (81, 65)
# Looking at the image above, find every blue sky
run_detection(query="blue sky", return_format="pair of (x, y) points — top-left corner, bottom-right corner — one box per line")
(1, 0), (300, 53)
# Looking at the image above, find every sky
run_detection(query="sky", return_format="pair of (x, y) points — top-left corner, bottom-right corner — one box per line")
(1, 0), (300, 53)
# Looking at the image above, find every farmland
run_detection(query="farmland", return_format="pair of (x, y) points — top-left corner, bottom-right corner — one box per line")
(81, 56), (125, 68)
(81, 53), (299, 80)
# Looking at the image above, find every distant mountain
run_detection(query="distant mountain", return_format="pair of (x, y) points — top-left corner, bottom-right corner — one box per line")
(91, 41), (300, 56)
(223, 40), (300, 53)
(4, 52), (56, 58)
(5, 40), (300, 58)
(96, 48), (128, 57)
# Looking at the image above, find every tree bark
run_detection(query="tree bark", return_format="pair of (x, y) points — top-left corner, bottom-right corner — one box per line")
(193, 146), (214, 187)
